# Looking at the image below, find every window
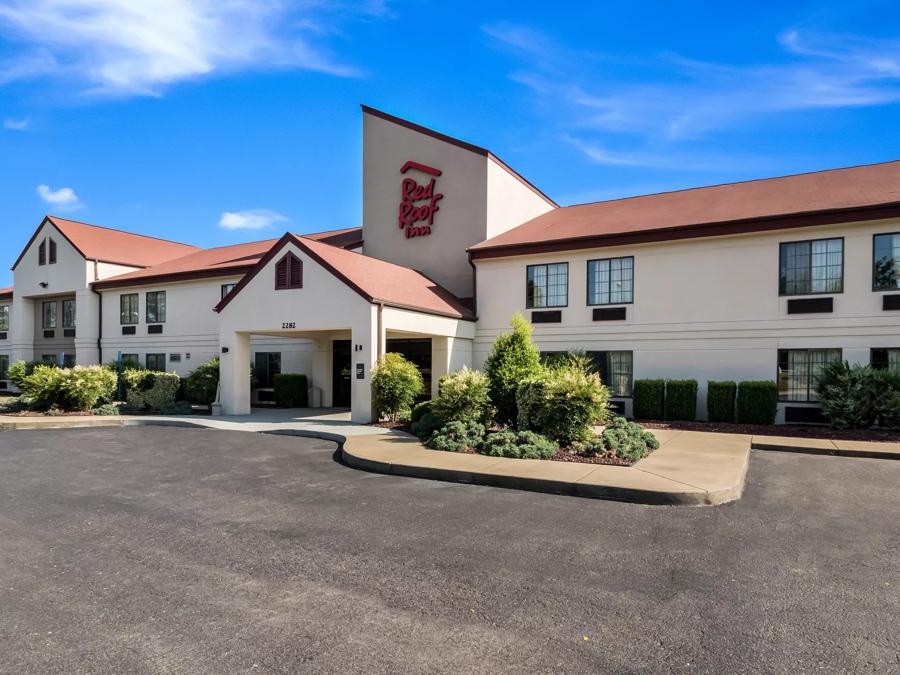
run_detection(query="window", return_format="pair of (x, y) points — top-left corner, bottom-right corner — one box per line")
(777, 349), (841, 402)
(146, 353), (166, 371)
(0, 355), (8, 381)
(779, 238), (843, 295)
(121, 354), (140, 368)
(871, 348), (900, 374)
(0, 305), (8, 332)
(254, 352), (281, 388)
(540, 351), (633, 398)
(587, 257), (633, 305)
(62, 299), (76, 328)
(146, 291), (166, 323)
(873, 233), (900, 291)
(526, 263), (568, 308)
(275, 253), (303, 290)
(63, 354), (75, 368)
(42, 301), (57, 329)
(38, 239), (46, 265)
(120, 294), (139, 324)
(49, 238), (57, 264)
(41, 354), (56, 365)
(221, 283), (236, 299)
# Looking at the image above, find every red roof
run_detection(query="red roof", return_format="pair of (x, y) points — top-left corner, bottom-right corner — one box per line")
(0, 286), (12, 300)
(470, 160), (900, 258)
(91, 227), (363, 290)
(13, 216), (201, 270)
(216, 233), (474, 320)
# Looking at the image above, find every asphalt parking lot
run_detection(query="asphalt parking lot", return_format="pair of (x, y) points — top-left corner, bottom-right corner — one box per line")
(0, 427), (898, 674)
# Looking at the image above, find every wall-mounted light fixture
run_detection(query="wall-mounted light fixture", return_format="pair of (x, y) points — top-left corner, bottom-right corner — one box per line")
(39, 282), (48, 288)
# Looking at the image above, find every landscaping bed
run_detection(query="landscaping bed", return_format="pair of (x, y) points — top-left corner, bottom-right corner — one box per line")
(640, 419), (900, 443)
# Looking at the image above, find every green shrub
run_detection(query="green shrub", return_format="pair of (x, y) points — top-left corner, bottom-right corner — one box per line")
(92, 403), (121, 416)
(371, 352), (423, 421)
(161, 400), (194, 415)
(736, 380), (778, 425)
(273, 373), (309, 407)
(542, 350), (597, 374)
(633, 379), (665, 420)
(483, 313), (543, 426)
(127, 372), (181, 411)
(121, 368), (155, 394)
(433, 367), (492, 424)
(61, 366), (117, 410)
(707, 381), (737, 422)
(20, 365), (65, 408)
(410, 400), (435, 424)
(517, 366), (611, 446)
(481, 429), (557, 460)
(184, 357), (220, 405)
(588, 416), (659, 461)
(8, 360), (47, 388)
(665, 379), (698, 421)
(815, 362), (900, 430)
(426, 420), (485, 452)
(411, 411), (445, 440)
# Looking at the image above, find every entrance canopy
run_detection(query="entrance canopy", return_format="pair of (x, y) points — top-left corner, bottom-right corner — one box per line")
(215, 233), (475, 422)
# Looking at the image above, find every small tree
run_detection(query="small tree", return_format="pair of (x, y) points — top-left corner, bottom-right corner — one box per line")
(483, 313), (542, 426)
(432, 367), (492, 424)
(184, 357), (220, 405)
(371, 353), (423, 421)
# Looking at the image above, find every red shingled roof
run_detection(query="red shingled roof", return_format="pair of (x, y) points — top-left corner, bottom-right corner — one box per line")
(470, 160), (900, 258)
(12, 216), (201, 270)
(0, 287), (12, 300)
(216, 233), (474, 321)
(92, 227), (362, 290)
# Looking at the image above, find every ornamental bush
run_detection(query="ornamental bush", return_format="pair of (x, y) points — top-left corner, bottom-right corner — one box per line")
(433, 367), (492, 424)
(632, 379), (665, 420)
(410, 400), (435, 424)
(127, 372), (181, 411)
(481, 429), (557, 460)
(665, 379), (698, 421)
(20, 365), (66, 408)
(184, 357), (220, 405)
(707, 381), (737, 422)
(542, 349), (597, 374)
(483, 313), (543, 426)
(8, 360), (46, 388)
(371, 352), (423, 421)
(736, 380), (778, 425)
(60, 366), (117, 410)
(815, 362), (900, 430)
(411, 411), (445, 440)
(92, 402), (121, 416)
(516, 366), (611, 446)
(273, 373), (309, 407)
(587, 416), (659, 462)
(425, 420), (485, 452)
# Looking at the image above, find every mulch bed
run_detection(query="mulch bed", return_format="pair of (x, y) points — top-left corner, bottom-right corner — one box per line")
(639, 420), (900, 443)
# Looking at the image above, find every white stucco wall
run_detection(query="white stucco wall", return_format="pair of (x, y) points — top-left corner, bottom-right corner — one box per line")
(485, 157), (555, 239)
(473, 218), (900, 421)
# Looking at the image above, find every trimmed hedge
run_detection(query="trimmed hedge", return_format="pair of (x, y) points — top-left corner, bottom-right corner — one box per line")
(273, 373), (309, 407)
(707, 380), (736, 422)
(126, 372), (180, 411)
(736, 380), (778, 425)
(665, 379), (698, 421)
(184, 357), (220, 405)
(633, 379), (665, 420)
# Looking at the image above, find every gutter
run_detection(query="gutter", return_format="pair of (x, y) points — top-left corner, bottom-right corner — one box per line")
(91, 260), (102, 363)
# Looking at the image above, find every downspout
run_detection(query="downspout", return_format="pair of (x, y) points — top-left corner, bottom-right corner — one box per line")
(91, 260), (102, 363)
(376, 302), (384, 361)
(467, 251), (478, 316)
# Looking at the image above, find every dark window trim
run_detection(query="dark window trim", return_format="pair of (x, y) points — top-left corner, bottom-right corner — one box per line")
(586, 255), (634, 306)
(62, 299), (76, 329)
(48, 238), (57, 264)
(145, 353), (166, 371)
(38, 238), (46, 266)
(275, 252), (303, 290)
(120, 293), (139, 325)
(776, 348), (842, 403)
(778, 236), (845, 297)
(525, 262), (569, 309)
(145, 290), (166, 324)
(42, 300), (57, 329)
(221, 283), (236, 300)
(0, 304), (8, 332)
(871, 347), (900, 371)
(872, 231), (900, 292)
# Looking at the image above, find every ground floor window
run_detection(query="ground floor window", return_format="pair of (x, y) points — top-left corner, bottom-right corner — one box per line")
(146, 353), (166, 371)
(62, 299), (76, 328)
(0, 355), (8, 380)
(540, 350), (633, 398)
(254, 352), (281, 388)
(777, 348), (841, 402)
(121, 353), (140, 368)
(63, 354), (75, 368)
(871, 348), (900, 374)
(41, 354), (56, 365)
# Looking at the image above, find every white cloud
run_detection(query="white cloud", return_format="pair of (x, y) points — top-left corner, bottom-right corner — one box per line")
(219, 209), (288, 231)
(36, 184), (80, 209)
(3, 117), (30, 130)
(0, 0), (383, 97)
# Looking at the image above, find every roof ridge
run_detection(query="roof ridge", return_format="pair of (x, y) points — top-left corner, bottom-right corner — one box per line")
(47, 215), (199, 249)
(565, 159), (900, 209)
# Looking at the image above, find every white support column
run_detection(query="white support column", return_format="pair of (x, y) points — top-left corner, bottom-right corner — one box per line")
(350, 307), (378, 423)
(311, 337), (332, 408)
(74, 289), (100, 365)
(220, 332), (251, 415)
(431, 336), (450, 400)
(9, 297), (34, 364)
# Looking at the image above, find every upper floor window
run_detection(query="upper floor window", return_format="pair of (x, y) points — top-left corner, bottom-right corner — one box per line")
(526, 263), (568, 308)
(275, 253), (303, 290)
(62, 299), (76, 328)
(120, 294), (139, 325)
(42, 301), (57, 329)
(49, 238), (57, 264)
(146, 291), (166, 323)
(38, 239), (46, 266)
(777, 348), (841, 402)
(0, 305), (8, 332)
(873, 232), (900, 291)
(779, 238), (843, 296)
(587, 257), (633, 305)
(221, 283), (236, 299)
(871, 348), (900, 374)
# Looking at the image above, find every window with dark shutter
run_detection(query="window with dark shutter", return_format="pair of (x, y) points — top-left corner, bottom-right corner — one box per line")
(49, 238), (57, 264)
(38, 239), (46, 265)
(275, 252), (302, 290)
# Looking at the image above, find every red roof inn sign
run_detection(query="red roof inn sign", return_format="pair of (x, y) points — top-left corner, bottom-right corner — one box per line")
(398, 160), (443, 238)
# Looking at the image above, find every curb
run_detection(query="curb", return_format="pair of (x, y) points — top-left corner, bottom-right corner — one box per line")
(751, 440), (900, 461)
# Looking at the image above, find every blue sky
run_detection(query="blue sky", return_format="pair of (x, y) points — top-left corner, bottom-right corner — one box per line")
(1, 0), (900, 287)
